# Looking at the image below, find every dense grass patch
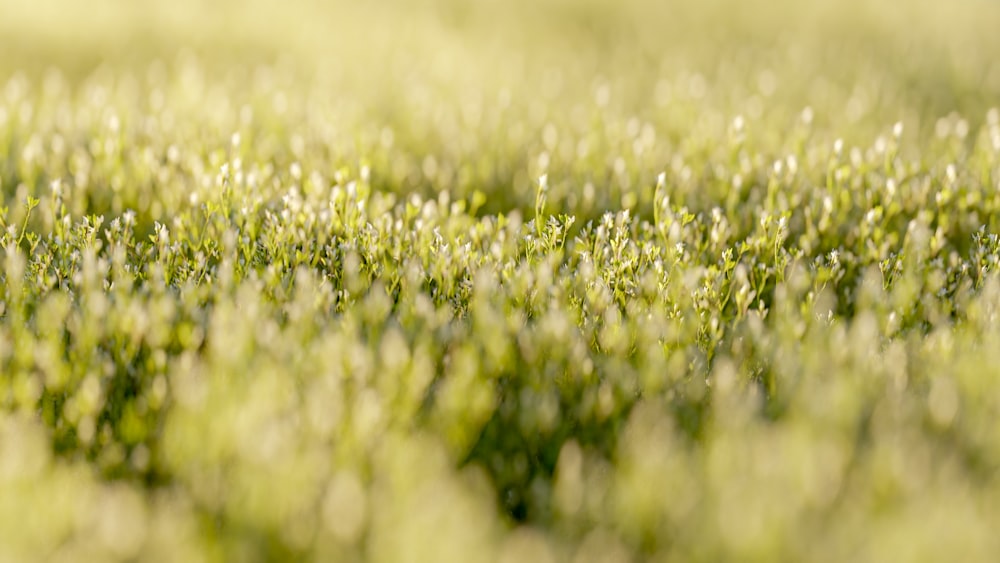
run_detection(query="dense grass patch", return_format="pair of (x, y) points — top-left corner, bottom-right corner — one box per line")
(4, 0), (1000, 560)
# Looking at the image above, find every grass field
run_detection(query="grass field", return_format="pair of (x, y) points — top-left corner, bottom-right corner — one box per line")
(4, 0), (1000, 560)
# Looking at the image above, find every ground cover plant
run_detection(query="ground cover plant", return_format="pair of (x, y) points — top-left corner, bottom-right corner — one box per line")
(3, 0), (1000, 560)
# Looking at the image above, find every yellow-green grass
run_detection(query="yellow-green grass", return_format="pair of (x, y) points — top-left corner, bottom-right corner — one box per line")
(3, 0), (1000, 561)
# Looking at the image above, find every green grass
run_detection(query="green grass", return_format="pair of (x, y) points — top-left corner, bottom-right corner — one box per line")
(4, 0), (1000, 560)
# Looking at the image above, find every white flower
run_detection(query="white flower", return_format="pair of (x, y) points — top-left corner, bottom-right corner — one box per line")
(955, 119), (969, 139)
(732, 115), (745, 132)
(786, 155), (798, 175)
(155, 222), (169, 245)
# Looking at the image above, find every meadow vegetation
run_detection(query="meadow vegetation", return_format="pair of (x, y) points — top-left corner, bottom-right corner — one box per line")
(3, 0), (1000, 560)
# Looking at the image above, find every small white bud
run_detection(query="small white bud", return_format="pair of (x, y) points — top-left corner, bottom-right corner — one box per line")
(786, 155), (798, 175)
(801, 106), (814, 125)
(732, 115), (745, 132)
(955, 119), (969, 139)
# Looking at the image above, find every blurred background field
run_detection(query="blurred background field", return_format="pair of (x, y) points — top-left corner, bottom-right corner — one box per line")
(4, 0), (1000, 562)
(4, 0), (1000, 219)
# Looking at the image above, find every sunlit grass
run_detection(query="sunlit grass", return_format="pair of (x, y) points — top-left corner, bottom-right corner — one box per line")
(3, 0), (1000, 561)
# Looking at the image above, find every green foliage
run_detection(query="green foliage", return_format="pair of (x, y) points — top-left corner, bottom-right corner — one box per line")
(4, 0), (1000, 561)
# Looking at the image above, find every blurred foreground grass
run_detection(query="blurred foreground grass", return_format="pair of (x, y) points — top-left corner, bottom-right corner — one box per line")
(4, 0), (1000, 561)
